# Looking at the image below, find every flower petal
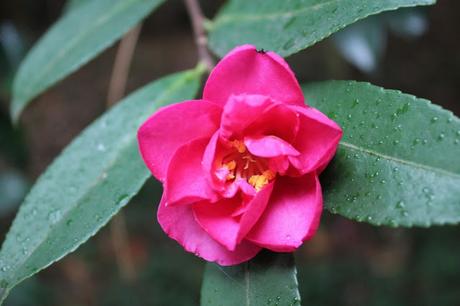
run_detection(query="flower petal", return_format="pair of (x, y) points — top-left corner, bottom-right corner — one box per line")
(237, 183), (274, 241)
(203, 45), (304, 107)
(246, 174), (322, 252)
(157, 194), (260, 266)
(193, 183), (273, 251)
(164, 138), (218, 206)
(220, 94), (299, 141)
(137, 100), (221, 182)
(192, 197), (241, 251)
(288, 106), (342, 174)
(244, 135), (300, 158)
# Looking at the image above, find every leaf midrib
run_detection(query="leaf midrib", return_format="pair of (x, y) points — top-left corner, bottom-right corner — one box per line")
(341, 141), (460, 179)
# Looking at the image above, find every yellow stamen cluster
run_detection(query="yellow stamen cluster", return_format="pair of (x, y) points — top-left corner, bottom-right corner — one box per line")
(223, 160), (236, 180)
(248, 170), (276, 191)
(219, 140), (276, 192)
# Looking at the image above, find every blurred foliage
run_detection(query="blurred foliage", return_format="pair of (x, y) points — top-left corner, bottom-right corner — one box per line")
(332, 8), (429, 74)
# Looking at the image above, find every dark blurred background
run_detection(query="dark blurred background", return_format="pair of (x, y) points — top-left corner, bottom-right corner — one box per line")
(0, 0), (459, 305)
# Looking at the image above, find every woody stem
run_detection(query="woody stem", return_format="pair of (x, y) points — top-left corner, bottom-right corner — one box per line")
(183, 0), (214, 71)
(107, 25), (142, 282)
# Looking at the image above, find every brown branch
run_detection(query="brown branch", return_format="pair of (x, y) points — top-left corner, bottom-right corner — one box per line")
(110, 212), (136, 282)
(183, 0), (214, 71)
(107, 25), (143, 282)
(106, 24), (142, 107)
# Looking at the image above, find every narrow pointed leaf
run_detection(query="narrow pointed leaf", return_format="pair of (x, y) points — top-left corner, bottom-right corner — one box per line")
(303, 81), (460, 227)
(0, 68), (203, 303)
(11, 0), (165, 120)
(201, 252), (301, 306)
(208, 0), (435, 58)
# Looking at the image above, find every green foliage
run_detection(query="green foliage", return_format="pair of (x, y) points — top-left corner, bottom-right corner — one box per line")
(208, 0), (435, 58)
(332, 8), (428, 73)
(201, 251), (300, 306)
(63, 0), (92, 14)
(10, 0), (165, 121)
(303, 81), (460, 227)
(0, 68), (203, 304)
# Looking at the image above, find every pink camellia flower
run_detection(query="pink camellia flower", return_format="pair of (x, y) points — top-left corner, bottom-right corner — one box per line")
(137, 45), (342, 266)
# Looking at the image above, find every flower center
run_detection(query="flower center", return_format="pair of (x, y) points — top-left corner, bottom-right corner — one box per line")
(217, 140), (275, 191)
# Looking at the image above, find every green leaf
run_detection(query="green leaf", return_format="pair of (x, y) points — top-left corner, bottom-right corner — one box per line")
(11, 0), (165, 121)
(63, 0), (92, 14)
(0, 67), (203, 303)
(208, 0), (435, 58)
(201, 252), (301, 306)
(303, 81), (460, 227)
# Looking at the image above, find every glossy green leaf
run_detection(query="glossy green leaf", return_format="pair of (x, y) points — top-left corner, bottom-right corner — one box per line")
(0, 68), (203, 303)
(63, 0), (92, 14)
(201, 252), (301, 306)
(208, 0), (435, 57)
(11, 0), (165, 121)
(303, 81), (460, 227)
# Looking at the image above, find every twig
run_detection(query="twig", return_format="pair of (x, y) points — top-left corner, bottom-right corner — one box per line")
(107, 25), (142, 282)
(183, 0), (214, 71)
(107, 24), (142, 107)
(110, 212), (136, 282)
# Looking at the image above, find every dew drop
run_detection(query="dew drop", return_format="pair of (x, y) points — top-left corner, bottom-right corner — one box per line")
(116, 194), (129, 206)
(431, 116), (438, 123)
(396, 201), (405, 209)
(48, 210), (62, 224)
(97, 143), (106, 152)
